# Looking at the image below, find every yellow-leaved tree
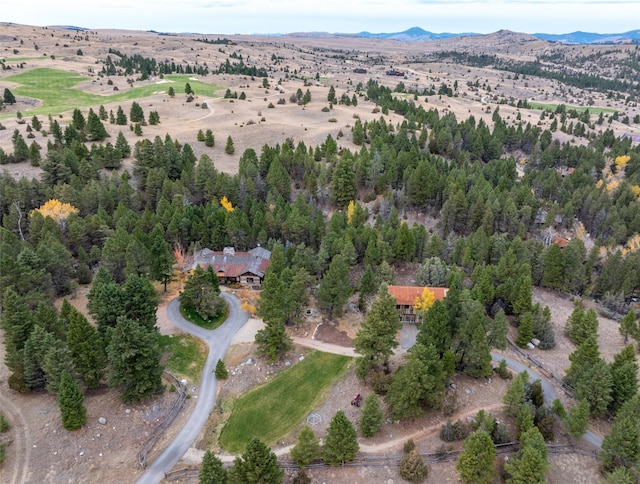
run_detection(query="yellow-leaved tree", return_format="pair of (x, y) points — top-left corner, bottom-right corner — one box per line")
(413, 288), (436, 314)
(346, 200), (356, 224)
(615, 155), (631, 172)
(220, 196), (234, 212)
(31, 199), (79, 224)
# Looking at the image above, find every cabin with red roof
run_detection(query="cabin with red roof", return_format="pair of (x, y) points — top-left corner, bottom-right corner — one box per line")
(387, 285), (448, 323)
(190, 246), (271, 288)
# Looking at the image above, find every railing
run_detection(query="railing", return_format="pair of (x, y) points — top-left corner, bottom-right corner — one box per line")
(137, 371), (188, 468)
(504, 337), (576, 398)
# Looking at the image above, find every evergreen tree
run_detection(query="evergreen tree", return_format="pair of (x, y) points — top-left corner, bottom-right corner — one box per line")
(504, 371), (529, 416)
(456, 308), (492, 377)
(255, 319), (292, 363)
(354, 284), (402, 378)
(360, 393), (384, 438)
(601, 395), (640, 471)
(330, 156), (356, 208)
(456, 430), (496, 484)
(57, 371), (87, 430)
(399, 448), (428, 483)
(72, 108), (86, 131)
(225, 135), (235, 154)
(516, 312), (534, 347)
(123, 274), (159, 331)
(199, 450), (227, 484)
(504, 426), (549, 484)
(565, 400), (590, 439)
(130, 101), (145, 123)
(619, 311), (637, 344)
(565, 335), (600, 386)
(116, 106), (127, 125)
(318, 255), (352, 318)
(204, 129), (215, 147)
(541, 244), (563, 290)
(149, 225), (175, 292)
(1, 288), (35, 371)
(185, 82), (194, 95)
(610, 345), (639, 410)
(416, 300), (450, 356)
(106, 318), (163, 403)
(574, 359), (612, 417)
(168, 86), (175, 97)
(385, 343), (447, 419)
(42, 343), (75, 394)
(3, 88), (16, 104)
(66, 305), (106, 389)
(487, 309), (508, 350)
(228, 438), (283, 484)
(86, 108), (108, 141)
(323, 410), (359, 466)
(215, 359), (228, 379)
(290, 425), (321, 468)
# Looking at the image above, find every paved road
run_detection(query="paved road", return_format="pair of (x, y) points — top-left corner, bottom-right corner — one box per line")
(136, 292), (248, 484)
(490, 352), (603, 449)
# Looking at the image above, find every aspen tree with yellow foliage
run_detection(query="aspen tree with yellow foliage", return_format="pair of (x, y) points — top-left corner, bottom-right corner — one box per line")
(31, 199), (79, 225)
(220, 196), (234, 212)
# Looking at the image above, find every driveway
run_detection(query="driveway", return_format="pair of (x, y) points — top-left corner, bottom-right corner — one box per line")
(136, 292), (248, 484)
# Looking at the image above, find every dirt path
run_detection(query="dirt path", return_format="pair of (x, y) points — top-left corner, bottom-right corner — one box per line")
(0, 383), (30, 484)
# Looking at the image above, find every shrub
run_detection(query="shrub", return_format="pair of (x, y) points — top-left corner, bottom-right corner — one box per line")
(400, 448), (428, 483)
(268, 102), (275, 108)
(0, 414), (9, 433)
(440, 418), (469, 442)
(321, 106), (330, 112)
(403, 438), (416, 454)
(328, 118), (337, 123)
(495, 360), (512, 380)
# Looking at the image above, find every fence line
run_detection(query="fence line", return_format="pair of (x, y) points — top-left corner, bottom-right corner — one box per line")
(504, 337), (576, 398)
(137, 371), (188, 468)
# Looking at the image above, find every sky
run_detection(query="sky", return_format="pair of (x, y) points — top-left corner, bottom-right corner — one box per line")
(4, 0), (638, 35)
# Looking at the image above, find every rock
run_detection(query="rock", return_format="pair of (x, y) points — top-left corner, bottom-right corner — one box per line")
(299, 355), (305, 362)
(79, 451), (85, 456)
(181, 379), (187, 386)
(98, 417), (107, 425)
(285, 361), (291, 366)
(247, 358), (254, 365)
(125, 409), (131, 414)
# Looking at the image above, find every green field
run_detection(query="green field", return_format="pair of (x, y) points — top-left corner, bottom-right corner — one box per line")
(528, 101), (617, 115)
(180, 302), (228, 330)
(219, 351), (352, 452)
(2, 67), (224, 116)
(159, 334), (208, 383)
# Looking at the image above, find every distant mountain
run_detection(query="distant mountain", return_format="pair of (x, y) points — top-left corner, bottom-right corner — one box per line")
(354, 26), (479, 42)
(532, 30), (640, 44)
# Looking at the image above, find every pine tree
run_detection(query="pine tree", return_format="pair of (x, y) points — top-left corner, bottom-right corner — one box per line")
(130, 101), (145, 123)
(122, 274), (158, 331)
(86, 108), (108, 141)
(66, 305), (106, 389)
(516, 312), (534, 347)
(565, 400), (590, 439)
(456, 430), (496, 484)
(225, 135), (235, 154)
(204, 129), (215, 147)
(354, 284), (402, 378)
(1, 288), (35, 371)
(3, 88), (16, 104)
(215, 359), (228, 379)
(619, 311), (637, 344)
(318, 255), (352, 318)
(602, 395), (640, 471)
(504, 371), (529, 416)
(290, 425), (321, 468)
(199, 450), (227, 484)
(116, 106), (127, 125)
(323, 410), (359, 466)
(107, 318), (163, 403)
(228, 438), (283, 483)
(360, 393), (384, 438)
(57, 371), (87, 430)
(504, 426), (549, 483)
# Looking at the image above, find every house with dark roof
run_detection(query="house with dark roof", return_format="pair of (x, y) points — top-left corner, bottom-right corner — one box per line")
(190, 247), (271, 287)
(387, 285), (448, 323)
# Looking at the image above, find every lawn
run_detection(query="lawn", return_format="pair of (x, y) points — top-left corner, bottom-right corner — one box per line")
(159, 334), (208, 383)
(528, 101), (617, 115)
(180, 302), (228, 330)
(2, 67), (224, 116)
(219, 350), (352, 453)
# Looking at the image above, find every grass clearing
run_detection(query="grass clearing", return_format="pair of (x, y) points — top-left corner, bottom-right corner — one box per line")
(528, 101), (617, 114)
(2, 67), (224, 116)
(219, 350), (352, 453)
(179, 302), (228, 330)
(159, 334), (207, 383)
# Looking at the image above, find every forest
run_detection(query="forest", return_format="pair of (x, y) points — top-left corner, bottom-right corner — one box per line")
(2, 60), (640, 480)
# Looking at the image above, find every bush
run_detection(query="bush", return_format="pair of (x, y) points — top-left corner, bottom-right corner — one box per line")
(0, 414), (9, 433)
(495, 360), (512, 380)
(293, 469), (311, 484)
(321, 106), (330, 112)
(0, 442), (5, 466)
(440, 418), (469, 442)
(328, 118), (338, 123)
(268, 102), (275, 108)
(400, 448), (428, 483)
(403, 438), (416, 454)
(370, 370), (393, 395)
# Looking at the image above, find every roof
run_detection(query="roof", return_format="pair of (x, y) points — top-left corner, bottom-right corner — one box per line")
(191, 247), (271, 278)
(387, 286), (448, 306)
(553, 236), (570, 248)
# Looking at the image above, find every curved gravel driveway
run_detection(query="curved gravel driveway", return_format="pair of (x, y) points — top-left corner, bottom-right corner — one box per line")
(136, 292), (248, 484)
